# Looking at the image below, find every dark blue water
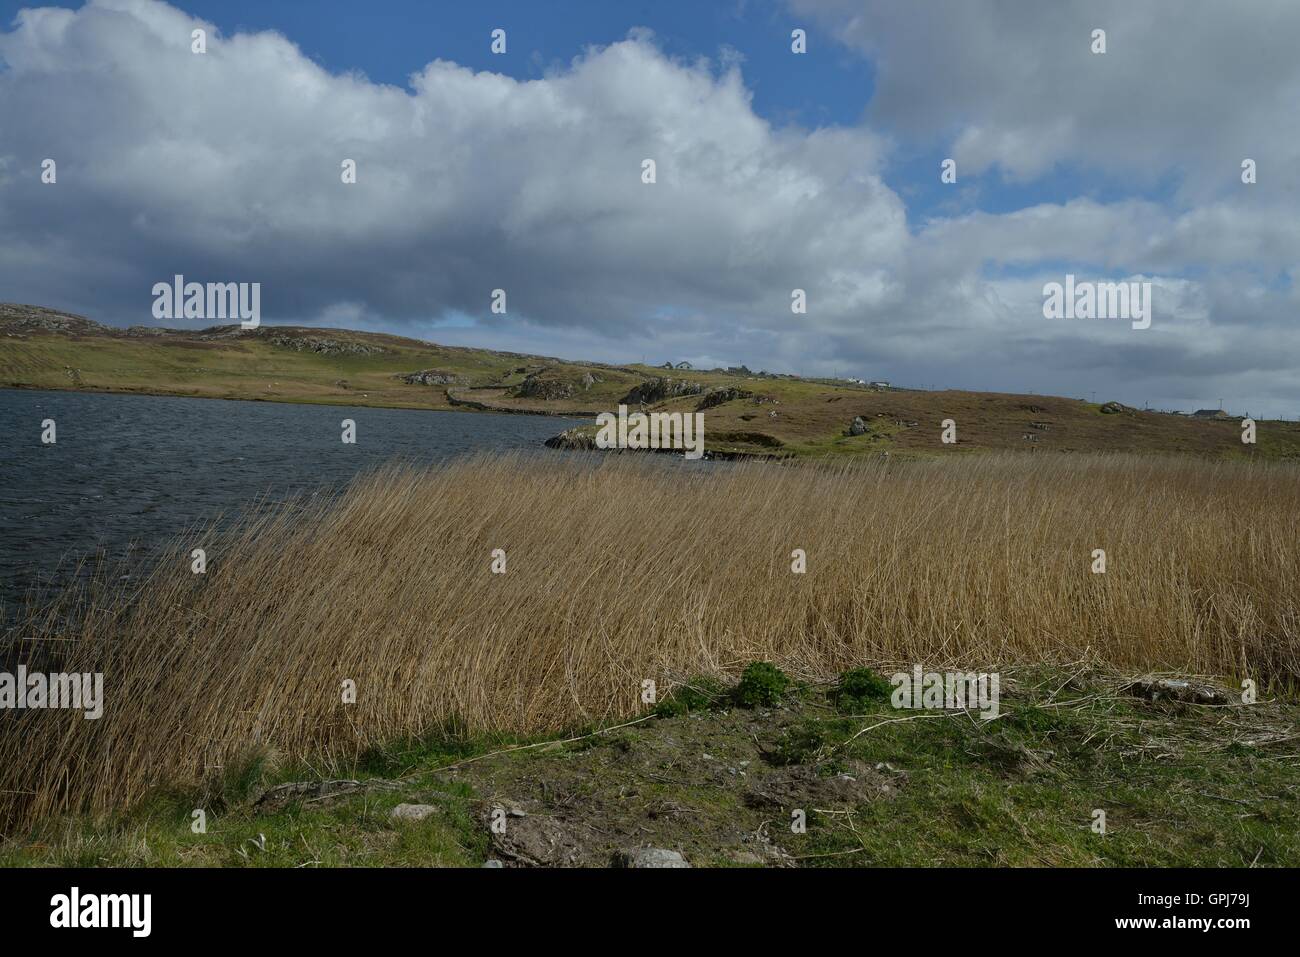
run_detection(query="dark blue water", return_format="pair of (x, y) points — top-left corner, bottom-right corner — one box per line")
(0, 389), (583, 608)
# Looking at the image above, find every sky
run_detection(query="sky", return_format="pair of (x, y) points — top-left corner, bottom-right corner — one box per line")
(1, 0), (1297, 415)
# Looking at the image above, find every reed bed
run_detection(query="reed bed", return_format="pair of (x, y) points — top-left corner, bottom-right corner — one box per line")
(2, 451), (1298, 830)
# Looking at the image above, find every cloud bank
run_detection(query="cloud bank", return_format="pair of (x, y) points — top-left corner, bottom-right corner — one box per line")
(1, 0), (1296, 413)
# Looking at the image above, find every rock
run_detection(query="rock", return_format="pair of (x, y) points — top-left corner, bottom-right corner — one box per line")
(511, 372), (576, 400)
(544, 427), (598, 451)
(0, 304), (107, 335)
(264, 332), (387, 356)
(389, 803), (440, 823)
(620, 377), (705, 405)
(399, 369), (463, 386)
(848, 416), (868, 436)
(616, 847), (691, 868)
(1099, 401), (1132, 414)
(482, 859), (505, 868)
(696, 387), (753, 411)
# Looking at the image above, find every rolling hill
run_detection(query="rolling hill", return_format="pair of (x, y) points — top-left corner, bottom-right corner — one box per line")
(3, 302), (1297, 461)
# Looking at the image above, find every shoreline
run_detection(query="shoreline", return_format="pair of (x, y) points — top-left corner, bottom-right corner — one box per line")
(0, 383), (789, 461)
(0, 380), (594, 422)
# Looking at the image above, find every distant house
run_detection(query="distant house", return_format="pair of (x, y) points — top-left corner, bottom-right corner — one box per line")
(869, 380), (890, 389)
(1192, 409), (1231, 420)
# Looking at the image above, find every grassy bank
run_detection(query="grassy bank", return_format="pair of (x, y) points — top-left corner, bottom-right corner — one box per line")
(2, 452), (1298, 837)
(3, 664), (1296, 867)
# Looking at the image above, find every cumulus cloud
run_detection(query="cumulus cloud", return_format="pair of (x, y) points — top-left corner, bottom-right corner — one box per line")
(0, 0), (900, 332)
(791, 0), (1300, 411)
(0, 0), (1297, 414)
(792, 0), (1300, 194)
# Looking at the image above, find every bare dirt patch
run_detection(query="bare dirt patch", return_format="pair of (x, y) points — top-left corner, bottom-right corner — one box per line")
(444, 704), (905, 867)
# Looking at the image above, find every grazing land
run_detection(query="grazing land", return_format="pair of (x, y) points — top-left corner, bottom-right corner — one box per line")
(4, 303), (1298, 460)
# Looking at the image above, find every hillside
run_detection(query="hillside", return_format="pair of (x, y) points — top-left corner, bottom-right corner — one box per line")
(3, 303), (1297, 461)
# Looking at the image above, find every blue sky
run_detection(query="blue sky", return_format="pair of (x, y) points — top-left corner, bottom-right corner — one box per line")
(157, 0), (876, 124)
(1, 0), (1297, 415)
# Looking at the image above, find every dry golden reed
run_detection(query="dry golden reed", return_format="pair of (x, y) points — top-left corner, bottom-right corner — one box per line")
(2, 451), (1298, 830)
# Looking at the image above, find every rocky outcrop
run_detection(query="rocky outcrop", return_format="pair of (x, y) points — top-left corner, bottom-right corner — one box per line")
(696, 387), (753, 411)
(544, 428), (599, 451)
(512, 375), (573, 400)
(399, 369), (464, 386)
(620, 377), (704, 405)
(510, 370), (602, 400)
(265, 332), (387, 356)
(848, 416), (868, 436)
(0, 304), (107, 336)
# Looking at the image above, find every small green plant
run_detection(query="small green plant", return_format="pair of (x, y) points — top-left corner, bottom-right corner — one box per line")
(764, 719), (828, 765)
(208, 745), (278, 811)
(832, 667), (893, 713)
(733, 661), (790, 708)
(654, 676), (728, 717)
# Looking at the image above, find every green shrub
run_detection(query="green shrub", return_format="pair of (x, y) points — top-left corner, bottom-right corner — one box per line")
(765, 720), (828, 765)
(733, 661), (790, 708)
(832, 667), (893, 713)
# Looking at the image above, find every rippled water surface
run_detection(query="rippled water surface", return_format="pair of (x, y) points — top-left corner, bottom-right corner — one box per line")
(0, 389), (582, 607)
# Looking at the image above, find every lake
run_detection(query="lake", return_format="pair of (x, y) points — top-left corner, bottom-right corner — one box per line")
(0, 389), (583, 609)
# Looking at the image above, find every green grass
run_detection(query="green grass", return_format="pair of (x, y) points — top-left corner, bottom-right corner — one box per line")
(4, 665), (1295, 867)
(789, 672), (1300, 867)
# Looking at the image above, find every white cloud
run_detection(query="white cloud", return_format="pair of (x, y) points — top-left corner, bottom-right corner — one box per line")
(0, 0), (1297, 414)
